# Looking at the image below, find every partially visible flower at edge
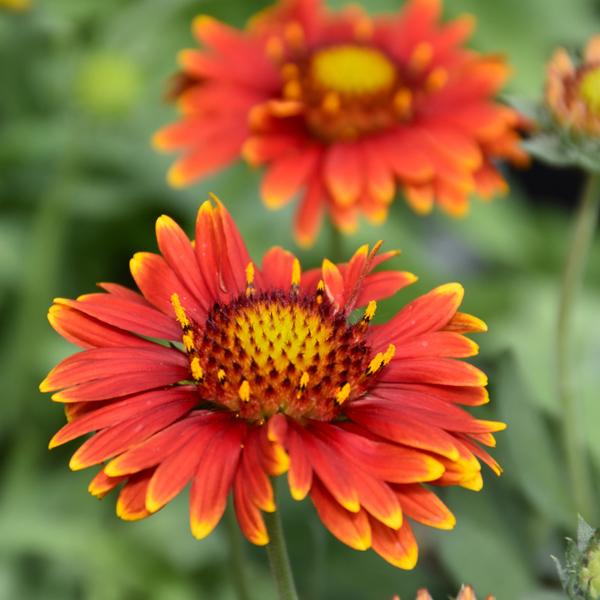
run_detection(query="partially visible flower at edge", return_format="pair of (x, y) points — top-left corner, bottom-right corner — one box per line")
(519, 34), (600, 171)
(0, 0), (30, 11)
(547, 35), (600, 136)
(554, 516), (600, 599)
(40, 197), (503, 569)
(407, 584), (495, 599)
(154, 0), (528, 246)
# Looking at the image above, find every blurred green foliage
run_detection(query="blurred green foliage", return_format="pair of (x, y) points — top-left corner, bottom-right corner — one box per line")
(1, 0), (600, 598)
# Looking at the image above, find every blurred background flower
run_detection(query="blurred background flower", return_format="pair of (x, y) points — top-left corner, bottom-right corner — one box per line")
(155, 0), (527, 245)
(1, 0), (600, 599)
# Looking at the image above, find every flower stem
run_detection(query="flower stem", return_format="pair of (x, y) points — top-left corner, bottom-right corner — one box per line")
(557, 172), (600, 522)
(264, 504), (298, 600)
(224, 500), (252, 600)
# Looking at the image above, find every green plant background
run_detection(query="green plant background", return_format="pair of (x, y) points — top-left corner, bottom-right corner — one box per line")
(1, 0), (600, 598)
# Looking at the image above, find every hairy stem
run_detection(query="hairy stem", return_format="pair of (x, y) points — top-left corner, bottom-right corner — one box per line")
(557, 172), (600, 522)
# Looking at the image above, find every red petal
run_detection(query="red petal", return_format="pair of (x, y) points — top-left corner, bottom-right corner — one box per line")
(54, 294), (180, 341)
(346, 403), (459, 459)
(146, 418), (224, 513)
(383, 331), (479, 359)
(294, 176), (325, 248)
(369, 283), (464, 347)
(116, 470), (154, 521)
(310, 480), (371, 550)
(155, 215), (211, 312)
(68, 398), (197, 470)
(50, 387), (197, 448)
(105, 411), (229, 476)
(41, 346), (187, 392)
(392, 382), (489, 406)
(47, 303), (153, 350)
(167, 133), (244, 188)
(354, 270), (417, 307)
(212, 199), (253, 298)
(321, 259), (345, 306)
(369, 517), (418, 569)
(298, 427), (359, 512)
(233, 474), (269, 546)
(130, 252), (203, 322)
(394, 484), (455, 529)
(189, 422), (246, 539)
(260, 247), (298, 291)
(261, 146), (320, 209)
(285, 425), (313, 501)
(88, 468), (126, 498)
(323, 143), (363, 207)
(237, 428), (275, 512)
(381, 357), (488, 387)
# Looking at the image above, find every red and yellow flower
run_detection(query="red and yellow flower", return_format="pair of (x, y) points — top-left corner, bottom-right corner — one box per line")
(546, 34), (600, 135)
(41, 198), (503, 569)
(415, 585), (495, 600)
(154, 0), (527, 246)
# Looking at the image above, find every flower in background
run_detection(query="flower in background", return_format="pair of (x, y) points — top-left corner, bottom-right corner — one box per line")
(154, 0), (527, 246)
(554, 516), (600, 599)
(546, 35), (600, 136)
(41, 197), (503, 569)
(413, 584), (495, 599)
(520, 34), (600, 171)
(0, 0), (30, 11)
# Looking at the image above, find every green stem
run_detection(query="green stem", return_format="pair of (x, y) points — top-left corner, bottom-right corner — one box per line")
(557, 172), (600, 522)
(264, 505), (298, 600)
(224, 500), (252, 600)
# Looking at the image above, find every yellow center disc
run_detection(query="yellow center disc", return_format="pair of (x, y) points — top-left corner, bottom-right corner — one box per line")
(580, 66), (600, 116)
(311, 44), (396, 96)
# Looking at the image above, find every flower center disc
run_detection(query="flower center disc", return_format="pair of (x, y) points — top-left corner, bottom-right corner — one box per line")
(187, 291), (376, 422)
(311, 45), (396, 96)
(580, 66), (600, 116)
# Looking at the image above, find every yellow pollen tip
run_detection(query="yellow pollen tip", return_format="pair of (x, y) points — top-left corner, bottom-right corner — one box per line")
(336, 382), (351, 405)
(383, 343), (396, 365)
(190, 357), (203, 381)
(239, 380), (251, 402)
(426, 67), (448, 91)
(281, 62), (299, 80)
(367, 352), (384, 375)
(245, 262), (255, 284)
(353, 17), (373, 41)
(245, 262), (256, 296)
(265, 36), (284, 61)
(410, 42), (433, 71)
(182, 332), (195, 352)
(299, 372), (310, 390)
(217, 368), (226, 383)
(322, 91), (341, 114)
(363, 300), (377, 321)
(393, 88), (412, 118)
(291, 257), (301, 287)
(284, 21), (304, 48)
(170, 293), (189, 328)
(283, 80), (302, 100)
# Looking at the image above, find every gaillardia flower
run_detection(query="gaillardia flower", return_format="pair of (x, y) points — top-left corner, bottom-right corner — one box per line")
(41, 198), (503, 569)
(154, 0), (527, 245)
(546, 35), (600, 135)
(415, 584), (495, 600)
